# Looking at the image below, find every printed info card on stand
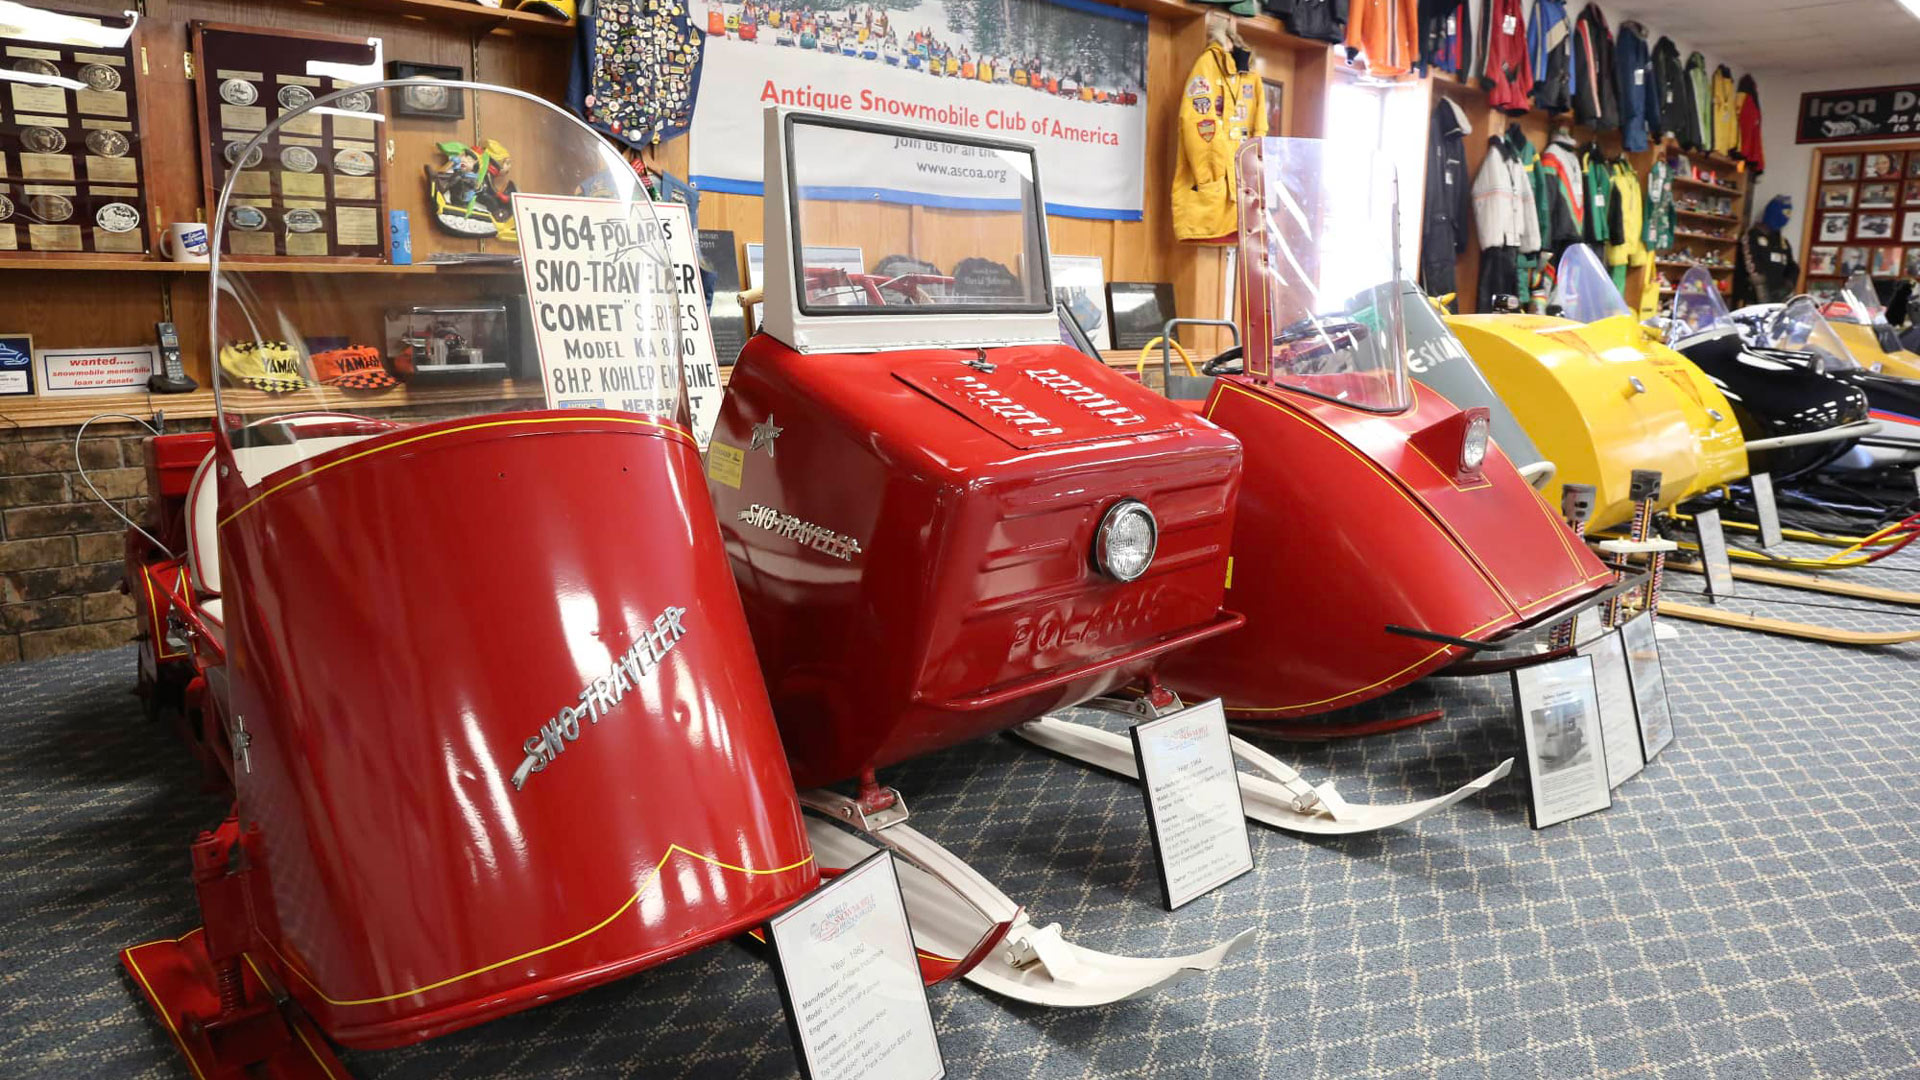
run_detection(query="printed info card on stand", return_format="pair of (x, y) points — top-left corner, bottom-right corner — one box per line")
(768, 852), (943, 1080)
(1512, 654), (1611, 828)
(1129, 699), (1255, 910)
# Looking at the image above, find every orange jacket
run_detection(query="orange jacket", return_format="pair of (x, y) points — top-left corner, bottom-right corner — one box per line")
(1345, 0), (1418, 77)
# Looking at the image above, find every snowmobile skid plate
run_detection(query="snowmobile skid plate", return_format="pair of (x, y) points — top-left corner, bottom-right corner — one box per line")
(799, 790), (1254, 1007)
(1010, 715), (1512, 836)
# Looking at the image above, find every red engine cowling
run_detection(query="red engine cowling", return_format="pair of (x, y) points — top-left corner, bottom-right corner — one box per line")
(208, 412), (816, 1048)
(708, 338), (1244, 789)
(1158, 378), (1615, 719)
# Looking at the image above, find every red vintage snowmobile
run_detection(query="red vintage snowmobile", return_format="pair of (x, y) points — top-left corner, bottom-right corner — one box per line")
(119, 85), (816, 1078)
(1110, 138), (1631, 736)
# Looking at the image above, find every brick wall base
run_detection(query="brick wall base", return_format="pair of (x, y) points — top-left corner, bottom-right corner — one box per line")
(0, 416), (213, 666)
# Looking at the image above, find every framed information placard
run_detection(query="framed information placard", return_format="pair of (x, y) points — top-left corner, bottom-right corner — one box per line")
(767, 852), (944, 1080)
(1579, 630), (1646, 789)
(1694, 508), (1737, 599)
(189, 23), (386, 261)
(0, 333), (33, 396)
(1129, 699), (1255, 910)
(35, 344), (154, 395)
(1620, 613), (1675, 761)
(1512, 654), (1610, 828)
(0, 7), (150, 255)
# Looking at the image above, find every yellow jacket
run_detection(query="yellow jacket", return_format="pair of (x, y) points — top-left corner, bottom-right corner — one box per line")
(1711, 66), (1737, 155)
(1172, 44), (1266, 243)
(1605, 162), (1645, 269)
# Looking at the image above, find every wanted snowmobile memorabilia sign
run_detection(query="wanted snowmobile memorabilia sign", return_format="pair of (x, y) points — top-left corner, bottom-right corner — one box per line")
(512, 192), (723, 447)
(1797, 83), (1920, 144)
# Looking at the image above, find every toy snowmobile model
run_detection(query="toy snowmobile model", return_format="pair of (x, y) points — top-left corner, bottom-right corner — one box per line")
(1447, 243), (1748, 532)
(1665, 267), (1874, 482)
(120, 86), (815, 1078)
(426, 137), (518, 241)
(1821, 271), (1920, 379)
(1143, 138), (1619, 731)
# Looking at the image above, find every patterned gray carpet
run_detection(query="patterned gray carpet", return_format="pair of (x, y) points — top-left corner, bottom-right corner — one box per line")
(4, 544), (1920, 1078)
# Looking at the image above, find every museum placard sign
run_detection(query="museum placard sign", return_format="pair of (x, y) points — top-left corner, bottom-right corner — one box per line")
(1797, 83), (1920, 144)
(1129, 698), (1254, 910)
(511, 192), (722, 448)
(35, 345), (155, 396)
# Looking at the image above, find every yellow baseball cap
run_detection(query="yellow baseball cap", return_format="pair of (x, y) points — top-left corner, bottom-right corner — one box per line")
(514, 0), (575, 18)
(219, 341), (313, 394)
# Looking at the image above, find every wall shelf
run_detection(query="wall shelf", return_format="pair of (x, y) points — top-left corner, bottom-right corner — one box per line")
(281, 0), (576, 37)
(0, 257), (520, 275)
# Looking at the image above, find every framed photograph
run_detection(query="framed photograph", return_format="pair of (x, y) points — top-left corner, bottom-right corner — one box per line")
(1858, 212), (1896, 240)
(1577, 631), (1646, 789)
(1511, 654), (1610, 829)
(1862, 150), (1902, 179)
(1822, 154), (1860, 181)
(1904, 212), (1920, 243)
(1906, 180), (1920, 206)
(1860, 181), (1898, 208)
(387, 61), (464, 119)
(1619, 612), (1674, 761)
(1050, 254), (1111, 351)
(1107, 282), (1176, 351)
(1872, 246), (1904, 277)
(1262, 77), (1286, 138)
(1840, 246), (1870, 274)
(1819, 211), (1853, 242)
(1819, 183), (1855, 209)
(1808, 246), (1839, 275)
(0, 333), (33, 396)
(1906, 247), (1920, 278)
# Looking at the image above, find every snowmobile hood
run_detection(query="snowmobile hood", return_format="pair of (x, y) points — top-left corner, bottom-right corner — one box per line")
(1402, 284), (1546, 476)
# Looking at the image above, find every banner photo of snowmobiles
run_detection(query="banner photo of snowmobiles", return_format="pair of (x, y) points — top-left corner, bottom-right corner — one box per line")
(1821, 271), (1920, 379)
(427, 137), (518, 241)
(119, 85), (816, 1079)
(1733, 296), (1920, 475)
(1447, 244), (1748, 532)
(1148, 137), (1617, 737)
(1665, 267), (1873, 482)
(710, 108), (1255, 1007)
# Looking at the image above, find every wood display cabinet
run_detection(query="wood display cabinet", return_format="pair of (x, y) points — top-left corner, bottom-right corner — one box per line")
(1652, 150), (1749, 304)
(0, 0), (572, 429)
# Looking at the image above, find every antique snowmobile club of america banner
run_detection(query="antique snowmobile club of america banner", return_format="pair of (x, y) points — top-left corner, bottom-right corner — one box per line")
(690, 0), (1150, 220)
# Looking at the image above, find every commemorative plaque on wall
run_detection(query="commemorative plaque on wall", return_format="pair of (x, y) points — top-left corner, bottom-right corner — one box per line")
(190, 23), (387, 260)
(0, 7), (149, 254)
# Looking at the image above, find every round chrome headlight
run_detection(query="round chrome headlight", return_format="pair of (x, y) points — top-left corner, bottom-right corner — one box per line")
(1461, 414), (1490, 473)
(1095, 499), (1157, 582)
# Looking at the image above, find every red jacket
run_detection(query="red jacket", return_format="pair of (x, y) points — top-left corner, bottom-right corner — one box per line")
(1735, 74), (1765, 175)
(1479, 0), (1534, 115)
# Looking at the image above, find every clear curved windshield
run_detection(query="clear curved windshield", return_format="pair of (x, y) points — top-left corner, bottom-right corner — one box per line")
(209, 80), (690, 487)
(1550, 243), (1632, 323)
(1235, 137), (1409, 412)
(1838, 271), (1888, 326)
(1765, 296), (1862, 370)
(786, 116), (1049, 313)
(1668, 266), (1736, 341)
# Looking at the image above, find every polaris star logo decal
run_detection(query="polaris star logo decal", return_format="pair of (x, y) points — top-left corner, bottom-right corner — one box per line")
(738, 504), (862, 561)
(750, 414), (783, 457)
(511, 606), (688, 790)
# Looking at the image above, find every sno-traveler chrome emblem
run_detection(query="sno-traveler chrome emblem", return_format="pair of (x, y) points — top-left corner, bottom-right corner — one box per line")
(738, 504), (862, 561)
(511, 606), (689, 790)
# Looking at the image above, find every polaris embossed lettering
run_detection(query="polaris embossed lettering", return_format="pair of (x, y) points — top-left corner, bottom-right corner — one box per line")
(1009, 585), (1168, 661)
(738, 504), (864, 561)
(512, 606), (689, 790)
(1024, 368), (1149, 426)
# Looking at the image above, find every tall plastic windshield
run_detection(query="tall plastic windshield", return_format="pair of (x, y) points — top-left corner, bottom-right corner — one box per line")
(1668, 266), (1736, 341)
(785, 117), (1049, 312)
(1235, 137), (1409, 412)
(1550, 243), (1632, 323)
(209, 81), (689, 487)
(1765, 297), (1862, 370)
(1838, 271), (1887, 326)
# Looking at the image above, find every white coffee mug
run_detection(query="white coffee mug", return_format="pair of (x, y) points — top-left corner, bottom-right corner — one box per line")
(160, 222), (210, 263)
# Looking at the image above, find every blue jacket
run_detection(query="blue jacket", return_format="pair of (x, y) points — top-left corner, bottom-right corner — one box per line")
(1613, 21), (1659, 151)
(1527, 0), (1574, 113)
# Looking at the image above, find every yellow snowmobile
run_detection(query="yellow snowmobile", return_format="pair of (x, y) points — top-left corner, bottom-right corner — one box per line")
(1822, 271), (1920, 379)
(1446, 245), (1746, 532)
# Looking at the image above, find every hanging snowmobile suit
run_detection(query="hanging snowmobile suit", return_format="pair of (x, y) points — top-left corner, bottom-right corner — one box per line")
(1686, 52), (1713, 152)
(1571, 4), (1619, 131)
(1346, 0), (1419, 76)
(1614, 21), (1659, 152)
(1424, 98), (1473, 299)
(1265, 0), (1348, 45)
(1652, 37), (1698, 149)
(1471, 127), (1541, 309)
(1606, 160), (1647, 297)
(1479, 0), (1534, 115)
(1173, 42), (1267, 242)
(1644, 153), (1675, 253)
(1735, 74), (1766, 173)
(1581, 145), (1613, 249)
(1527, 0), (1574, 114)
(1540, 131), (1585, 254)
(1711, 64), (1738, 155)
(1416, 0), (1472, 77)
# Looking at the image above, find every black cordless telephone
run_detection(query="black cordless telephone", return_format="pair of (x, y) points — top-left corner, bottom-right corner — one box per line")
(149, 321), (197, 393)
